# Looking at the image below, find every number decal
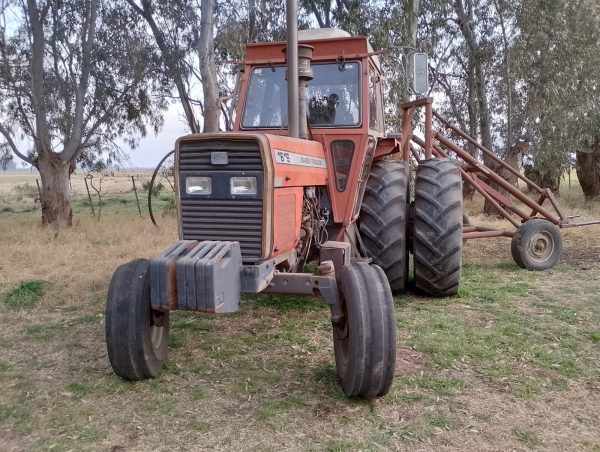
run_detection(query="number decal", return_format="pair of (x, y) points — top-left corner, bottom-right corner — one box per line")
(274, 149), (327, 169)
(277, 151), (291, 164)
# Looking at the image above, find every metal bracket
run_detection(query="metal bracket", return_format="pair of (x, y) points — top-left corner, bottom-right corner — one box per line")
(264, 270), (342, 322)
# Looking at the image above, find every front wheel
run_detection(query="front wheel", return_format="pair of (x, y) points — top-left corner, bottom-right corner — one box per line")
(333, 262), (396, 399)
(511, 219), (562, 270)
(106, 259), (170, 380)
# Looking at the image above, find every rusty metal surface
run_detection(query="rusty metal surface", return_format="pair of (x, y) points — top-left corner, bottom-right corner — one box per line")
(433, 110), (545, 194)
(434, 134), (562, 225)
(463, 230), (514, 239)
(265, 271), (341, 319)
(560, 220), (600, 228)
(320, 241), (351, 271)
(424, 102), (433, 160)
(150, 240), (198, 311)
(374, 137), (401, 158)
(402, 100), (600, 244)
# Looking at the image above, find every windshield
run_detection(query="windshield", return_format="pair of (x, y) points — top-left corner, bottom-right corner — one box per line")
(242, 62), (361, 129)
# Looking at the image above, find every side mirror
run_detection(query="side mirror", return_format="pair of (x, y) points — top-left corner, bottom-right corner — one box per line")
(412, 53), (429, 94)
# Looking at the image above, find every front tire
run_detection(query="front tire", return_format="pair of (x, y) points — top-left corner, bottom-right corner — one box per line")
(359, 160), (410, 292)
(106, 259), (170, 380)
(413, 159), (463, 296)
(511, 219), (562, 270)
(333, 262), (396, 399)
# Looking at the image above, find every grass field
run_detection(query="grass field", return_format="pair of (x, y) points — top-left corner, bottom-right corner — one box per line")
(0, 170), (599, 451)
(0, 169), (175, 219)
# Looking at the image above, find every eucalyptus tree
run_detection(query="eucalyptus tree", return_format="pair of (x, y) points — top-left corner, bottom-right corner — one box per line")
(126, 0), (201, 133)
(0, 0), (167, 227)
(513, 0), (600, 198)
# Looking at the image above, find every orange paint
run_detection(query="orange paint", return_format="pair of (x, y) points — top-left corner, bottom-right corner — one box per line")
(271, 186), (303, 258)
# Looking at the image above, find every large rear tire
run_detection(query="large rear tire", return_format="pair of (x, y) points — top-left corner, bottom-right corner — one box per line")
(106, 259), (170, 380)
(359, 160), (410, 292)
(413, 159), (463, 296)
(333, 262), (396, 399)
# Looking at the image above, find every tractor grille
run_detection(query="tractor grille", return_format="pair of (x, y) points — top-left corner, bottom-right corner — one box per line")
(179, 140), (264, 264)
(179, 141), (263, 172)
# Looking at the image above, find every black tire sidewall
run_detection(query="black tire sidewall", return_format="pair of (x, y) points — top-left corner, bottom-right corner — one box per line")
(413, 158), (463, 296)
(106, 259), (169, 380)
(333, 263), (396, 399)
(359, 160), (410, 292)
(511, 219), (562, 271)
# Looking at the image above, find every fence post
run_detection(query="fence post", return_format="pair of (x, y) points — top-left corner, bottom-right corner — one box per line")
(84, 177), (96, 217)
(35, 179), (42, 203)
(131, 176), (142, 215)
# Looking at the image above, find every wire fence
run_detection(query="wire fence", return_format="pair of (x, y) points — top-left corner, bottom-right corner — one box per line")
(0, 171), (176, 220)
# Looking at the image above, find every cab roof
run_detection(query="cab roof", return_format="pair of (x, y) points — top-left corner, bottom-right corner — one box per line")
(244, 31), (380, 71)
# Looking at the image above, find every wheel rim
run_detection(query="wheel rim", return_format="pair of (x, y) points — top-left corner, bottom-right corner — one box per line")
(528, 231), (554, 263)
(150, 310), (166, 352)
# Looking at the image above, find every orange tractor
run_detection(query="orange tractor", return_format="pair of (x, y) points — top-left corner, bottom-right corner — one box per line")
(107, 27), (438, 399)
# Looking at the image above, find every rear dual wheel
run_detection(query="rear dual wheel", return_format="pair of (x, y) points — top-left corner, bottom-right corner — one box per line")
(105, 259), (170, 380)
(360, 158), (463, 297)
(359, 160), (410, 292)
(333, 262), (396, 399)
(413, 159), (463, 296)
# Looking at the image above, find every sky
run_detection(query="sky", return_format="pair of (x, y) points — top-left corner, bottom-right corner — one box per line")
(122, 103), (189, 169)
(11, 102), (190, 170)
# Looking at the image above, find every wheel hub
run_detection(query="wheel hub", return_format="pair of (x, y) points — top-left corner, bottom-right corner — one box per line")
(150, 310), (167, 351)
(529, 231), (554, 263)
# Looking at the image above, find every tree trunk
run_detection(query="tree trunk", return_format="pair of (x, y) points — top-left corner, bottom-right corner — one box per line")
(36, 152), (72, 227)
(198, 0), (220, 133)
(523, 166), (560, 195)
(576, 140), (600, 200)
(401, 0), (419, 104)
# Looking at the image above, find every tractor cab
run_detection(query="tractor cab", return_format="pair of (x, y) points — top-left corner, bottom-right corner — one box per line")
(230, 29), (386, 226)
(234, 28), (385, 136)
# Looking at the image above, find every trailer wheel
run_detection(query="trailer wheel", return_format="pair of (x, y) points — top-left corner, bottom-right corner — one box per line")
(106, 259), (169, 380)
(359, 160), (410, 292)
(333, 262), (396, 399)
(413, 159), (463, 296)
(511, 219), (562, 271)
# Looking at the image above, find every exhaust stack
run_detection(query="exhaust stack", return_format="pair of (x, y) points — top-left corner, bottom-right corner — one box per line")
(297, 45), (314, 139)
(285, 0), (299, 138)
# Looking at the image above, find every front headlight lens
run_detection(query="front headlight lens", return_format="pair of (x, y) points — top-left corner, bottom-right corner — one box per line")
(186, 176), (212, 194)
(230, 176), (257, 195)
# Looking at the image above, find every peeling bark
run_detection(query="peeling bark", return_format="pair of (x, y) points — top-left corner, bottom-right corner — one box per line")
(36, 152), (72, 228)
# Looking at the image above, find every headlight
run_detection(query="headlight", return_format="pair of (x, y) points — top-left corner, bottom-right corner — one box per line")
(230, 176), (257, 195)
(186, 177), (211, 194)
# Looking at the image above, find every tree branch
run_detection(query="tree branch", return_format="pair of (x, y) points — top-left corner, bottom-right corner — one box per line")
(0, 122), (34, 164)
(62, 0), (98, 161)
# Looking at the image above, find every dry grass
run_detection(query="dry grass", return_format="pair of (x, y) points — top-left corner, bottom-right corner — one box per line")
(0, 169), (153, 196)
(0, 169), (174, 219)
(0, 171), (599, 451)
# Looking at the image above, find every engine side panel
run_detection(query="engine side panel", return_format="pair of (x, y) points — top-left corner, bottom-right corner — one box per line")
(272, 187), (303, 258)
(266, 134), (329, 189)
